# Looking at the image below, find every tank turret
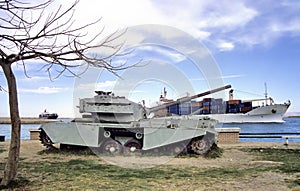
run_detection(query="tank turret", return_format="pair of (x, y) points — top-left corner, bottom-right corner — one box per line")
(78, 90), (146, 123)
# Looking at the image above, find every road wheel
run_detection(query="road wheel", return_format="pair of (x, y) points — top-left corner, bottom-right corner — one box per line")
(124, 139), (142, 154)
(171, 143), (187, 155)
(100, 139), (123, 155)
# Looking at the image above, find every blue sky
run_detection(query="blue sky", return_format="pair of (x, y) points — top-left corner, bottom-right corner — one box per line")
(1, 0), (300, 117)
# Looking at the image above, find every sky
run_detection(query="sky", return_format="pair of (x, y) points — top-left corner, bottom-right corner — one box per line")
(1, 0), (300, 117)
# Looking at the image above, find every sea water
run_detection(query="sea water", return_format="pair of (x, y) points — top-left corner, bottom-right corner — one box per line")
(0, 118), (71, 140)
(0, 124), (41, 140)
(0, 118), (300, 142)
(221, 117), (300, 142)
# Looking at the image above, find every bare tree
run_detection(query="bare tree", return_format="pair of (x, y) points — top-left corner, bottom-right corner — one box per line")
(0, 0), (127, 186)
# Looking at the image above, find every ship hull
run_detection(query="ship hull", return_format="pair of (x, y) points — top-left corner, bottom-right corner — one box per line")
(39, 113), (58, 119)
(207, 104), (289, 123)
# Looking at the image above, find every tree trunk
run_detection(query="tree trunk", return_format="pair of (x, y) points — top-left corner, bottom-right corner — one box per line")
(0, 62), (21, 186)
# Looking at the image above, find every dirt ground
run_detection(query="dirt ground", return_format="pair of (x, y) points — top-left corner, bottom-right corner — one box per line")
(1, 140), (300, 191)
(3, 140), (296, 168)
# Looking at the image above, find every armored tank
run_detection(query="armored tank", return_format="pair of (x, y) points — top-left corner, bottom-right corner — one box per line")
(39, 85), (231, 155)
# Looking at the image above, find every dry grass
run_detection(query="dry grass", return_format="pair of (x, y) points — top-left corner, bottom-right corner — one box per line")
(0, 141), (299, 191)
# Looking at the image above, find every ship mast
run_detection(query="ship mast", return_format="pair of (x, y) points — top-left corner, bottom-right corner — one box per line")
(264, 82), (268, 105)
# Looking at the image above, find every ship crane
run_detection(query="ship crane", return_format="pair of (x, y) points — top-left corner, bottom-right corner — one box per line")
(229, 83), (274, 106)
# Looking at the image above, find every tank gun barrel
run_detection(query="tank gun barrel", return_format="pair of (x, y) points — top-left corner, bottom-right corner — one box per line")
(148, 84), (232, 113)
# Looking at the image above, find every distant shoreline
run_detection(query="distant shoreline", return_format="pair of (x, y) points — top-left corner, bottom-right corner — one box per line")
(0, 117), (60, 124)
(0, 116), (299, 124)
(283, 116), (300, 118)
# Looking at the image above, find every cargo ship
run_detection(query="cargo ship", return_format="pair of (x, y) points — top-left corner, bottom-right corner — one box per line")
(159, 86), (291, 123)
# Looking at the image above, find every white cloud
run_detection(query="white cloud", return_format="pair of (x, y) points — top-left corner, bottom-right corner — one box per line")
(221, 74), (245, 79)
(20, 76), (50, 82)
(133, 45), (186, 63)
(71, 0), (252, 51)
(53, 0), (300, 52)
(2, 0), (299, 59)
(269, 18), (300, 35)
(191, 74), (244, 81)
(19, 87), (67, 94)
(210, 4), (256, 30)
(217, 41), (235, 52)
(95, 80), (117, 90)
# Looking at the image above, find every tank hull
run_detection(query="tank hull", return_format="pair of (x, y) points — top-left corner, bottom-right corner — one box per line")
(40, 117), (218, 154)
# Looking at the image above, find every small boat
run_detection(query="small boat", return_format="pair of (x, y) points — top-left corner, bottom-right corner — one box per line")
(39, 109), (58, 119)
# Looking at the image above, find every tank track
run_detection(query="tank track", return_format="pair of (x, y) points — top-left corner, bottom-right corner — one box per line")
(39, 129), (57, 150)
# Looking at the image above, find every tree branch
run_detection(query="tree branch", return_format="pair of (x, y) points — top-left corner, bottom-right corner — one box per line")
(0, 0), (138, 81)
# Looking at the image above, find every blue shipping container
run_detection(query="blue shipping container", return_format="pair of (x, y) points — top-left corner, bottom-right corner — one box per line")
(168, 104), (179, 115)
(202, 109), (210, 114)
(179, 106), (191, 115)
(191, 106), (201, 113)
(203, 102), (211, 106)
(228, 108), (239, 113)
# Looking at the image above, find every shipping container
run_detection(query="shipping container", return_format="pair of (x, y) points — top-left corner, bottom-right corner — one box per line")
(228, 104), (238, 109)
(217, 105), (226, 114)
(179, 102), (190, 108)
(211, 98), (223, 106)
(191, 101), (203, 107)
(168, 104), (179, 115)
(242, 101), (252, 107)
(227, 102), (239, 113)
(203, 98), (213, 102)
(210, 105), (218, 109)
(202, 101), (211, 106)
(228, 99), (241, 105)
(210, 108), (218, 114)
(179, 106), (191, 115)
(203, 105), (210, 110)
(215, 98), (223, 103)
(191, 106), (202, 114)
(228, 108), (239, 113)
(239, 101), (252, 113)
(202, 109), (210, 114)
(240, 106), (252, 113)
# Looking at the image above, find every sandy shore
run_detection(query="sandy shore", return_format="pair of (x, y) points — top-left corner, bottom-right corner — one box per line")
(0, 117), (59, 124)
